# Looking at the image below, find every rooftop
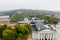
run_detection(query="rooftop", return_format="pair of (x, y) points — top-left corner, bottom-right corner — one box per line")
(31, 21), (56, 32)
(0, 16), (9, 18)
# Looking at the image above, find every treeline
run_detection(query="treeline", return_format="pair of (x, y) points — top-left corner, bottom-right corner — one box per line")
(0, 23), (31, 40)
(37, 15), (59, 26)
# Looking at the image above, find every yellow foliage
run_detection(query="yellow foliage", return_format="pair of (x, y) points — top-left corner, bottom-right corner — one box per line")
(14, 24), (21, 29)
(16, 37), (21, 40)
(7, 26), (11, 29)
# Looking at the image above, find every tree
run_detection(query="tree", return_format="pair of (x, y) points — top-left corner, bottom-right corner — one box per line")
(25, 23), (31, 30)
(15, 24), (30, 40)
(44, 16), (50, 24)
(44, 16), (59, 27)
(40, 15), (46, 20)
(0, 25), (6, 38)
(14, 24), (21, 34)
(10, 13), (24, 22)
(0, 38), (2, 40)
(16, 37), (21, 40)
(2, 29), (17, 40)
(52, 18), (58, 27)
(18, 27), (30, 40)
(48, 17), (58, 24)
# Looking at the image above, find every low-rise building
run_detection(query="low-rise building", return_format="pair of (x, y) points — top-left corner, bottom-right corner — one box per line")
(29, 21), (56, 40)
(0, 16), (10, 26)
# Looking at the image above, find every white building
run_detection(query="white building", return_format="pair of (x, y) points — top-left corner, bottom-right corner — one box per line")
(0, 16), (10, 25)
(0, 16), (9, 21)
(30, 21), (56, 40)
(56, 22), (60, 40)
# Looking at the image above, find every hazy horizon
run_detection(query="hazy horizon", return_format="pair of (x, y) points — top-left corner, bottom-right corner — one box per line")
(0, 0), (60, 11)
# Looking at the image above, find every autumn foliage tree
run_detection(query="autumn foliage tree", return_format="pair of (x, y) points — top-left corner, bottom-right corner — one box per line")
(0, 25), (6, 38)
(14, 24), (30, 40)
(0, 23), (31, 40)
(2, 29), (17, 40)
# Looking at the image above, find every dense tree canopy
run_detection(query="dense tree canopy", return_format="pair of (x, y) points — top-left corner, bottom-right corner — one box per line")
(0, 25), (6, 38)
(14, 24), (30, 40)
(2, 29), (17, 40)
(10, 13), (25, 22)
(0, 23), (31, 40)
(44, 16), (59, 25)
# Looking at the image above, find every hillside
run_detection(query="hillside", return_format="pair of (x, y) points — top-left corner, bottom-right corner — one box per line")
(0, 9), (60, 16)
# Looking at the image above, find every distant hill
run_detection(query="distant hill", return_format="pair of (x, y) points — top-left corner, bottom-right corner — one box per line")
(0, 9), (60, 16)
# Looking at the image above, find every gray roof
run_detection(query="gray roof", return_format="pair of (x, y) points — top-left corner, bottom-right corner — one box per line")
(31, 21), (56, 31)
(35, 21), (46, 31)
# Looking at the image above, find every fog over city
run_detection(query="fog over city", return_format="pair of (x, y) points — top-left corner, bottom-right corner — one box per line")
(0, 0), (60, 11)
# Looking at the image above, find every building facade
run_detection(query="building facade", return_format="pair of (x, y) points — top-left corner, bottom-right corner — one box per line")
(0, 16), (10, 25)
(30, 21), (56, 40)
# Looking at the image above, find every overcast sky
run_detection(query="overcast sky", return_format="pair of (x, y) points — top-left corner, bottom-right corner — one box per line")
(0, 0), (60, 11)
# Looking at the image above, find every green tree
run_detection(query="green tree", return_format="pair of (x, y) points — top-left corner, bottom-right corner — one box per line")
(15, 24), (30, 40)
(52, 18), (58, 27)
(25, 23), (31, 32)
(2, 29), (17, 40)
(0, 38), (2, 40)
(44, 16), (58, 27)
(0, 25), (6, 38)
(10, 13), (24, 22)
(14, 24), (21, 34)
(18, 27), (30, 40)
(48, 17), (58, 24)
(40, 15), (47, 20)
